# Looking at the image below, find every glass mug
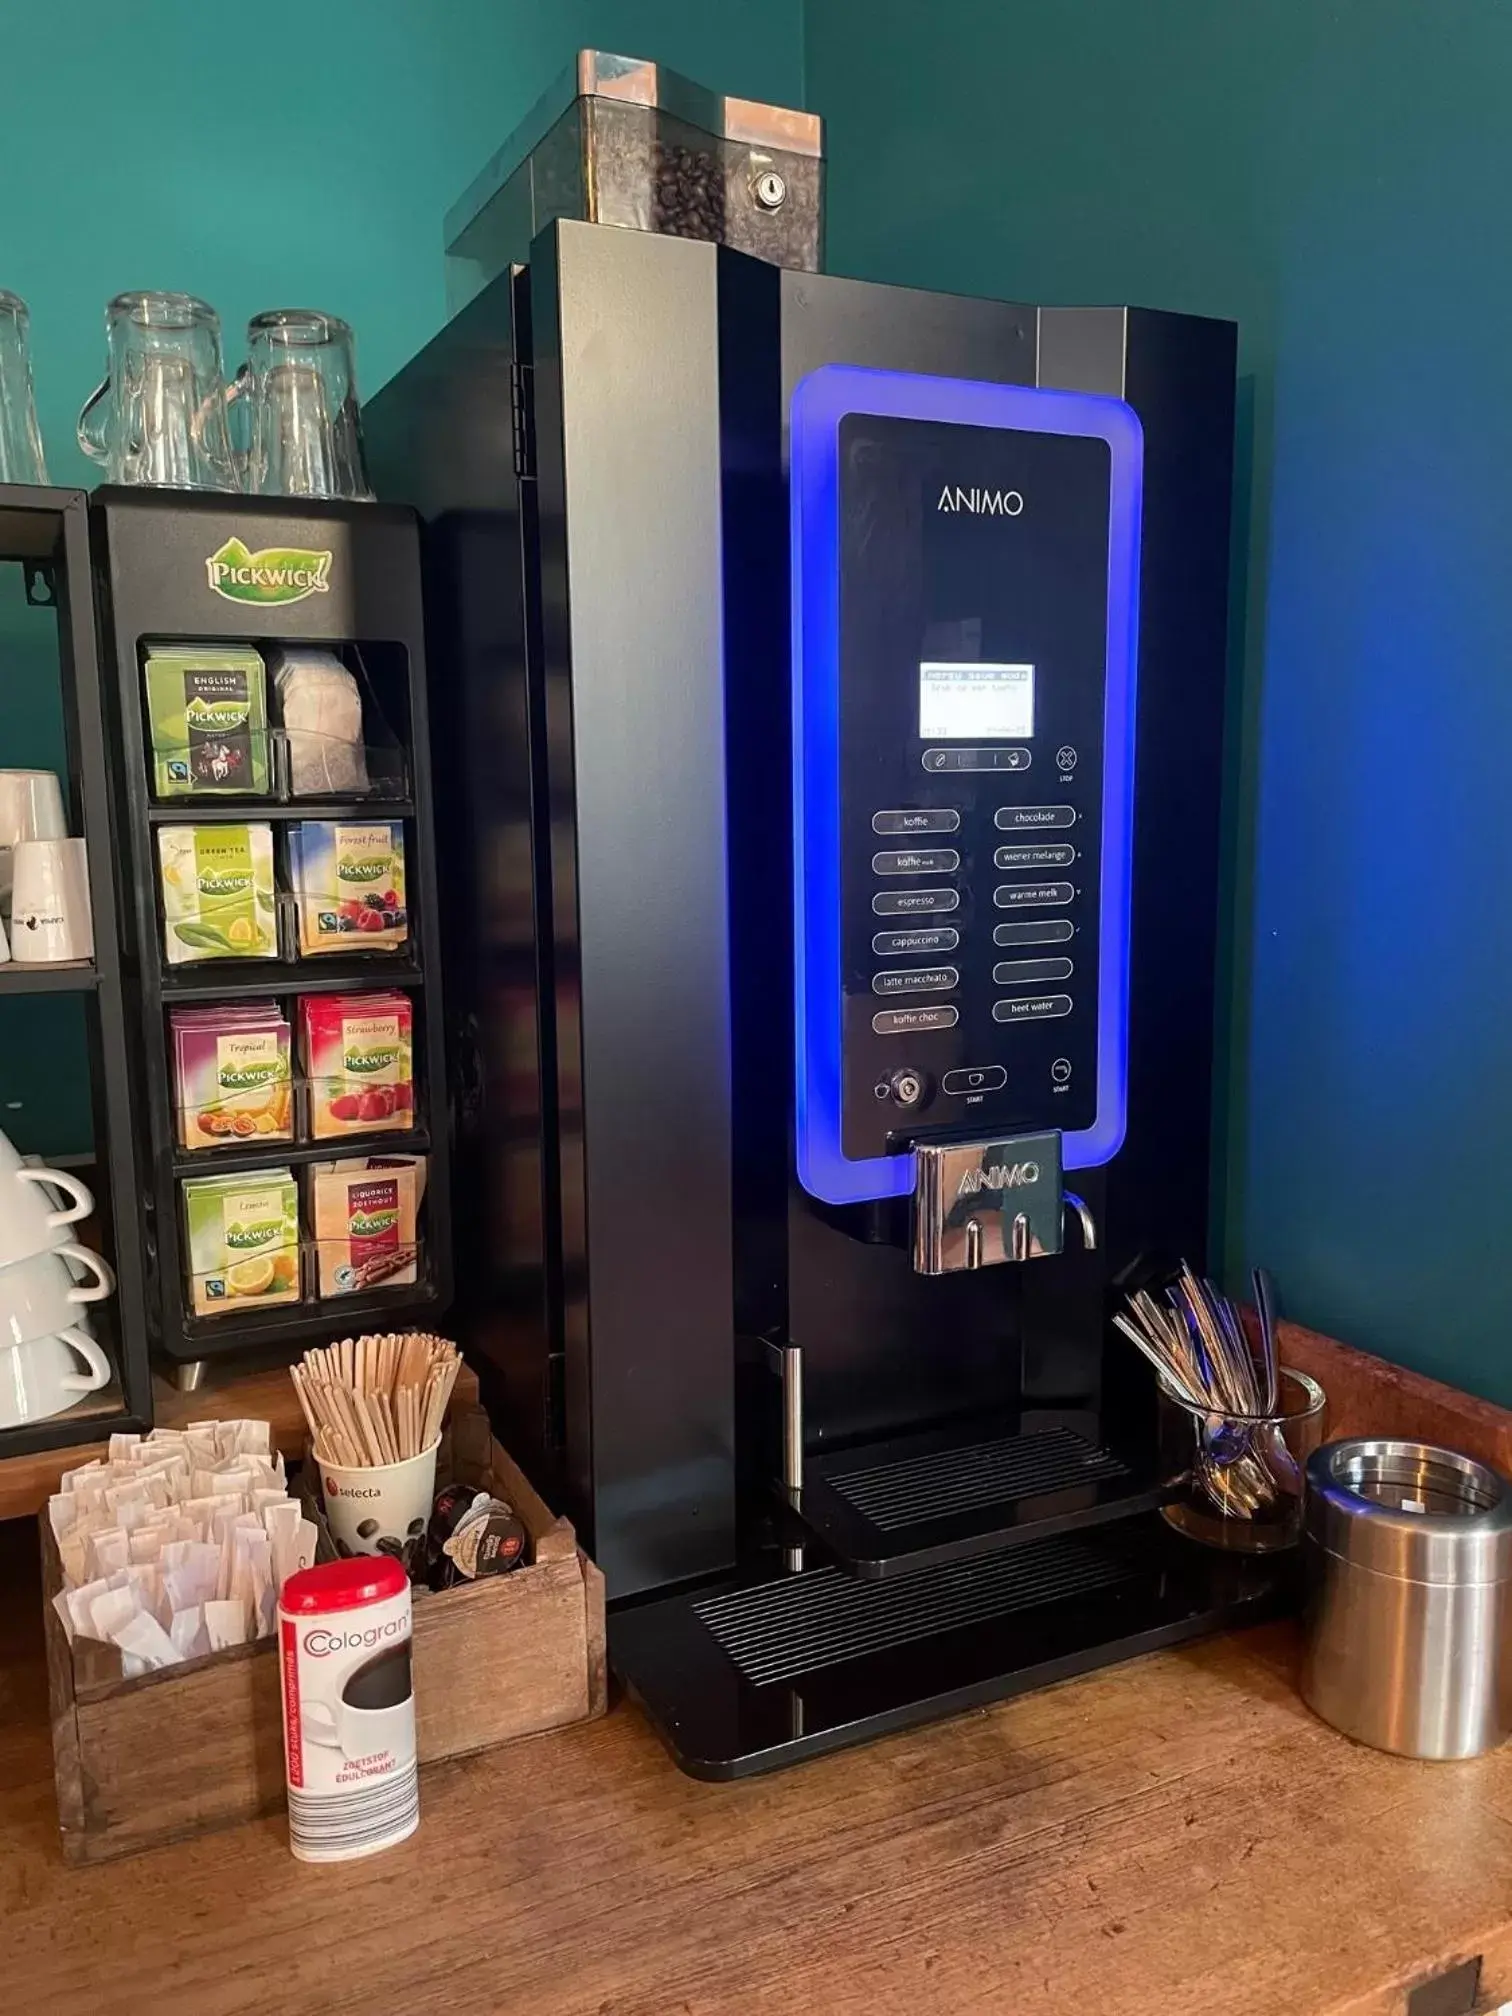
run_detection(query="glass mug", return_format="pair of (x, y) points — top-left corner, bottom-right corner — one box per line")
(0, 291), (47, 484)
(77, 291), (239, 491)
(229, 309), (372, 500)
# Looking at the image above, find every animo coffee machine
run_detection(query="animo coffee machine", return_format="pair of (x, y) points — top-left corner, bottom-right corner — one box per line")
(367, 220), (1278, 1776)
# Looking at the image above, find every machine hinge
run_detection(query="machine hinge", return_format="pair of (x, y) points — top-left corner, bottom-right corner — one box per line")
(510, 360), (536, 480)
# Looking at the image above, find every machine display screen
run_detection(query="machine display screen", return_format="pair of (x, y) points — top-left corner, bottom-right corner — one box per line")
(918, 660), (1035, 741)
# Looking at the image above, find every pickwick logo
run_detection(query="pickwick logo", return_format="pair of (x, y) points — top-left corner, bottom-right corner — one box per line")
(206, 536), (333, 605)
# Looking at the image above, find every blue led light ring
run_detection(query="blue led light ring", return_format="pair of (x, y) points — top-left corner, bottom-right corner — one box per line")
(791, 363), (1142, 1206)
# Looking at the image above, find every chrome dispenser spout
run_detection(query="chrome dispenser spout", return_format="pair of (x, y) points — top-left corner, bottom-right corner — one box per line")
(1062, 1192), (1097, 1251)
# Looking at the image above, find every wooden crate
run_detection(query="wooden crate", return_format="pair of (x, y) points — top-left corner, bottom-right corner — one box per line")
(42, 1407), (606, 1865)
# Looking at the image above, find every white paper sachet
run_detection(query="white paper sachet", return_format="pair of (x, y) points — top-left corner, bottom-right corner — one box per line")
(48, 1494), (78, 1540)
(204, 1598), (249, 1650)
(90, 1584), (140, 1642)
(108, 1432), (142, 1462)
(89, 1526), (129, 1578)
(112, 1610), (182, 1671)
(169, 1606), (209, 1661)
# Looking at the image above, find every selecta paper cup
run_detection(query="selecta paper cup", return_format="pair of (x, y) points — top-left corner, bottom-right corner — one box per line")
(319, 1437), (438, 1572)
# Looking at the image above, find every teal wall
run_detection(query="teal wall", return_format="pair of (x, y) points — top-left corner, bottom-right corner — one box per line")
(806, 0), (1512, 1400)
(0, 0), (803, 1156)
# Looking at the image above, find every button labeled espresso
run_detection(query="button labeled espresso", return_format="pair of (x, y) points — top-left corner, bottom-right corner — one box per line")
(872, 887), (960, 916)
(872, 808), (960, 836)
(872, 967), (958, 997)
(992, 957), (1073, 987)
(995, 805), (1076, 831)
(872, 926), (959, 957)
(872, 1005), (959, 1035)
(994, 843), (1075, 871)
(994, 881), (1075, 909)
(992, 994), (1073, 1023)
(872, 847), (960, 875)
(994, 919), (1074, 947)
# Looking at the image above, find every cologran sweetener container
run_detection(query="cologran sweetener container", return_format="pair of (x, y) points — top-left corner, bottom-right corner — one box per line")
(278, 1555), (418, 1860)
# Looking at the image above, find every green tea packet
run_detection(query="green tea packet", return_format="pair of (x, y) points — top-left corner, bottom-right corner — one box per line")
(158, 824), (278, 963)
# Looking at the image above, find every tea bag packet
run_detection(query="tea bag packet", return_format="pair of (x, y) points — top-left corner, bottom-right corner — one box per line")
(272, 648), (369, 796)
(157, 823), (278, 964)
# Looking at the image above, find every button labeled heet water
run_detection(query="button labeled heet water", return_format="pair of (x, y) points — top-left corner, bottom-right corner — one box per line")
(872, 808), (960, 836)
(992, 957), (1073, 986)
(995, 805), (1076, 831)
(872, 887), (961, 916)
(942, 1066), (1008, 1096)
(994, 881), (1075, 909)
(872, 847), (961, 875)
(872, 926), (959, 957)
(992, 995), (1073, 1023)
(871, 966), (959, 996)
(993, 919), (1075, 946)
(995, 843), (1076, 871)
(872, 1005), (960, 1035)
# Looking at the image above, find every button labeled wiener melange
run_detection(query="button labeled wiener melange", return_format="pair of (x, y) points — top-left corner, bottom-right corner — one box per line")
(995, 805), (1076, 831)
(994, 881), (1075, 909)
(872, 808), (960, 836)
(872, 967), (958, 997)
(992, 995), (1073, 1023)
(872, 887), (960, 916)
(942, 1065), (1008, 1096)
(994, 843), (1075, 871)
(872, 847), (960, 875)
(992, 957), (1073, 987)
(872, 1005), (959, 1035)
(872, 926), (959, 958)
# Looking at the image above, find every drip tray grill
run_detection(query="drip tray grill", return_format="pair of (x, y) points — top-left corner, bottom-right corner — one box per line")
(694, 1535), (1138, 1687)
(796, 1416), (1170, 1578)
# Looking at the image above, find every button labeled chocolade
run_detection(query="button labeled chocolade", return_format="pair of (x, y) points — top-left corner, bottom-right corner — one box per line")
(872, 967), (959, 997)
(994, 881), (1075, 909)
(994, 843), (1075, 871)
(942, 1065), (1008, 1096)
(992, 958), (1073, 987)
(995, 805), (1076, 831)
(992, 995), (1073, 1023)
(872, 1005), (960, 1035)
(872, 848), (960, 876)
(872, 887), (960, 916)
(872, 927), (959, 957)
(872, 808), (960, 836)
(993, 919), (1074, 946)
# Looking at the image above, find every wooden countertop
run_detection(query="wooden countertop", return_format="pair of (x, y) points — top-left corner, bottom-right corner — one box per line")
(7, 1322), (1512, 2015)
(3, 1531), (1509, 2016)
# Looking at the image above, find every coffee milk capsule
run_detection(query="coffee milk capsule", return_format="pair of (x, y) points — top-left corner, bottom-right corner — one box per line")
(277, 1555), (418, 1861)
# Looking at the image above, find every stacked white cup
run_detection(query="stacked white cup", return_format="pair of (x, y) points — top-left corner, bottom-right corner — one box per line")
(0, 1128), (116, 1427)
(0, 769), (93, 964)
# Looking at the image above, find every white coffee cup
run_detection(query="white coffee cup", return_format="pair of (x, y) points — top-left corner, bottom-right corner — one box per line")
(0, 1243), (115, 1348)
(9, 838), (92, 963)
(0, 1328), (113, 1428)
(303, 1691), (417, 1765)
(0, 770), (66, 906)
(0, 1133), (94, 1270)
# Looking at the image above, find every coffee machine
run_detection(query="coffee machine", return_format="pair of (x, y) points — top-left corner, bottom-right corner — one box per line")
(367, 219), (1280, 1778)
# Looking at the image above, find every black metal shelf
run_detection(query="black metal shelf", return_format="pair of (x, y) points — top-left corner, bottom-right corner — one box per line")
(92, 488), (454, 1371)
(161, 956), (425, 1004)
(0, 961), (99, 996)
(146, 797), (415, 824)
(171, 1123), (431, 1179)
(0, 483), (155, 1457)
(792, 1412), (1171, 1578)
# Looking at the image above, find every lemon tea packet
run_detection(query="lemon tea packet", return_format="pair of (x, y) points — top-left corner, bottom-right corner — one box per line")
(182, 1169), (300, 1316)
(158, 823), (278, 963)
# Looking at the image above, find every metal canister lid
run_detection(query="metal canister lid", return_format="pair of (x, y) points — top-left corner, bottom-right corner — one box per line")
(1305, 1439), (1512, 1587)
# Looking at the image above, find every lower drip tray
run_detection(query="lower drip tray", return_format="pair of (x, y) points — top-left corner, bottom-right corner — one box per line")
(611, 1514), (1296, 1779)
(795, 1415), (1171, 1577)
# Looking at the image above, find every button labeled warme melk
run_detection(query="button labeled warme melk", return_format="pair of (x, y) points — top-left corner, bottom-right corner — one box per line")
(994, 881), (1074, 909)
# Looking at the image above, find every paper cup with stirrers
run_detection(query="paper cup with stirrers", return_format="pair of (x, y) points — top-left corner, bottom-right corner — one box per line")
(289, 1333), (462, 1565)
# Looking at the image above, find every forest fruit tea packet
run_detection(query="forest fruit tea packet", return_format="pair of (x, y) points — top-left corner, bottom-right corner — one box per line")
(288, 820), (407, 955)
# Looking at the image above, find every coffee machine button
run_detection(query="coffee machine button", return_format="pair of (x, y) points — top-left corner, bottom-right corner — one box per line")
(942, 1066), (1008, 1096)
(992, 957), (1073, 987)
(889, 1068), (927, 1109)
(872, 1005), (959, 1035)
(921, 747), (1030, 773)
(871, 847), (960, 875)
(994, 881), (1075, 909)
(992, 995), (1073, 1023)
(994, 842), (1076, 871)
(993, 918), (1074, 946)
(995, 804), (1076, 830)
(871, 967), (958, 997)
(872, 887), (960, 916)
(872, 808), (960, 836)
(872, 926), (959, 958)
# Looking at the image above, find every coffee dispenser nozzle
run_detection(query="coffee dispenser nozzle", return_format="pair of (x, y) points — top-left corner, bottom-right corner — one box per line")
(911, 1132), (1096, 1275)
